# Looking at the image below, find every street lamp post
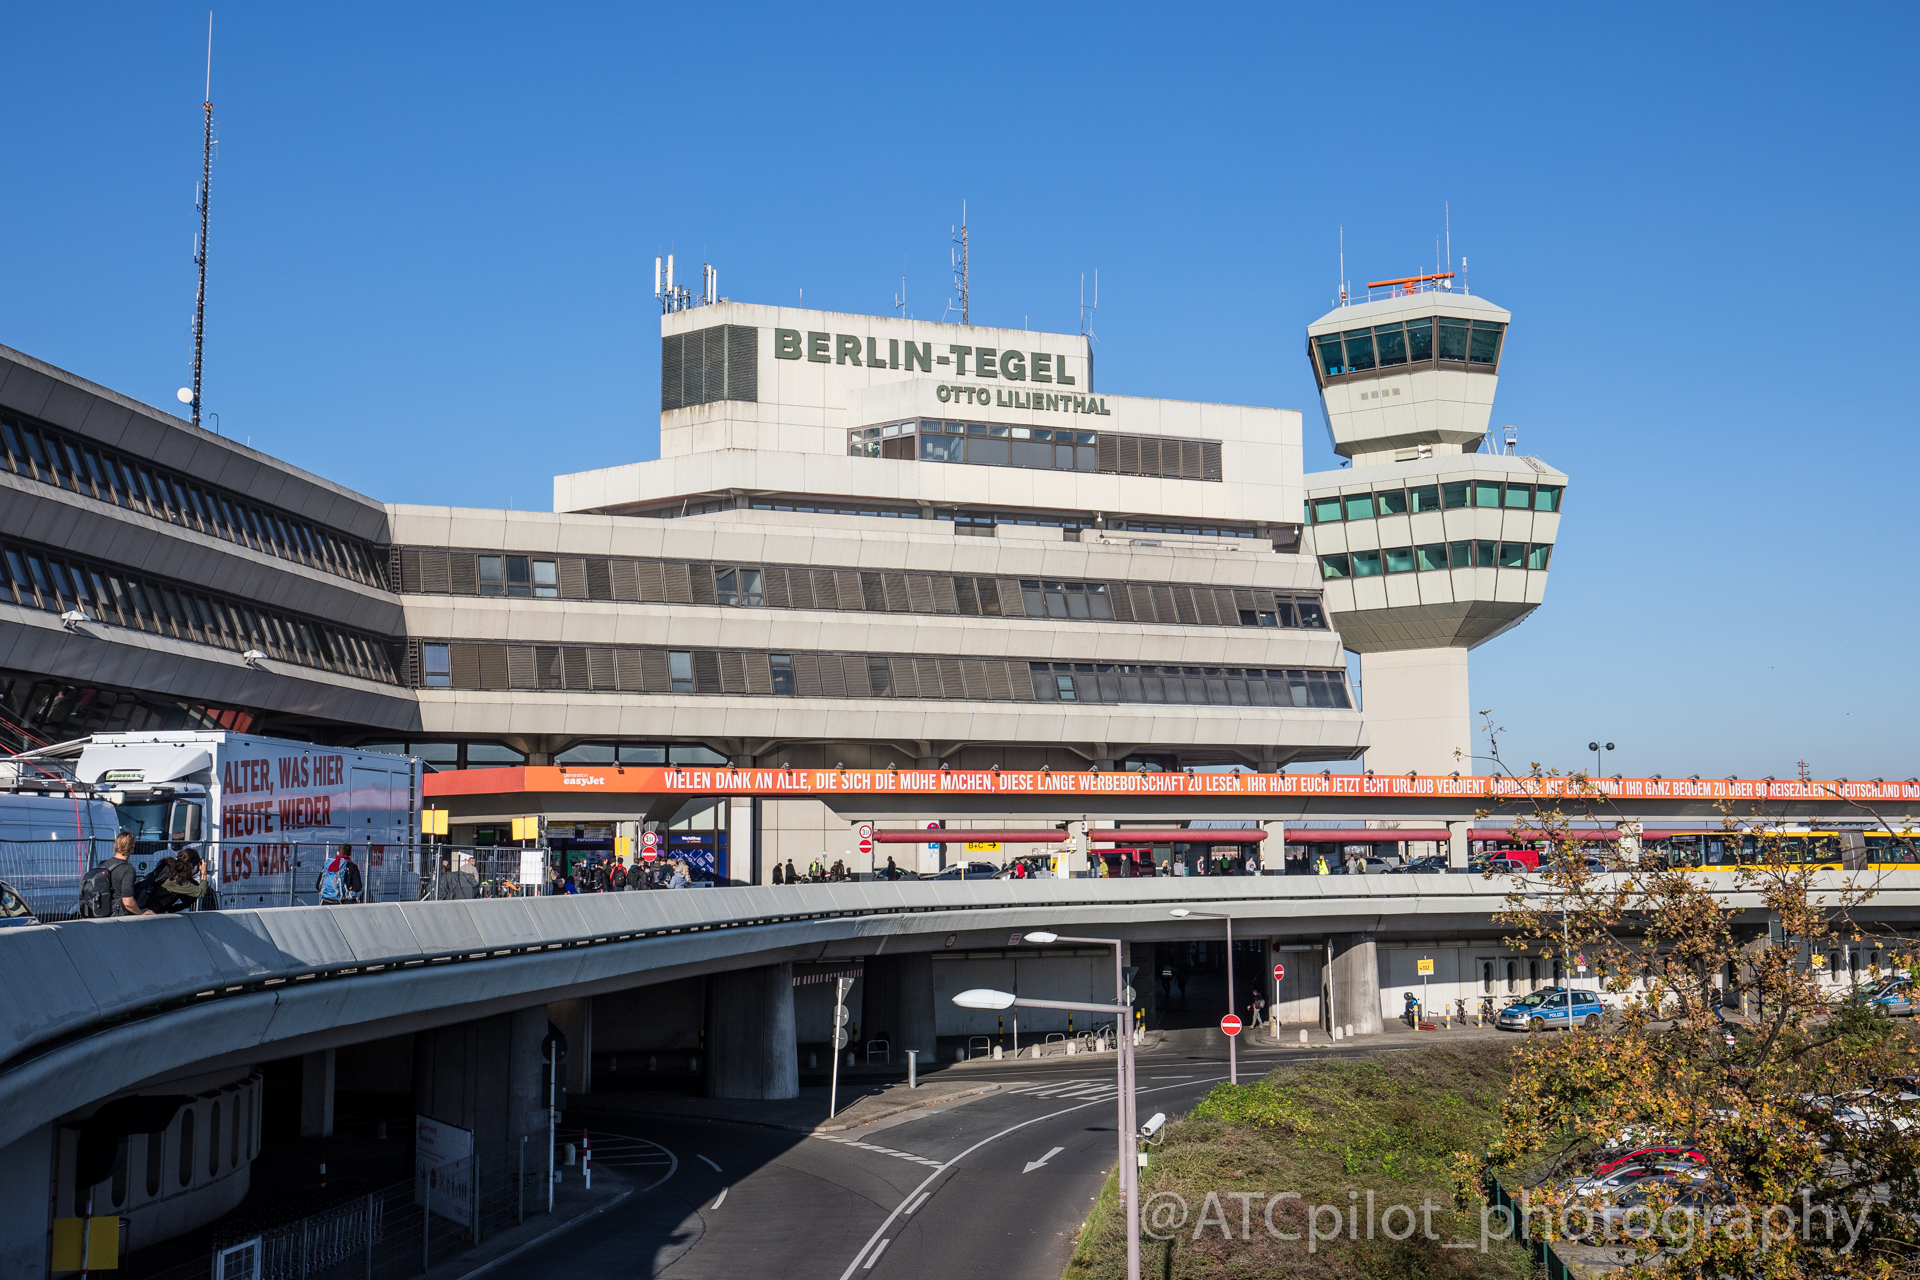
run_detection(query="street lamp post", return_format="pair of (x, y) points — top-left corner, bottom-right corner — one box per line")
(1587, 741), (1615, 777)
(1170, 908), (1237, 1084)
(954, 986), (1140, 1280)
(1022, 931), (1138, 1278)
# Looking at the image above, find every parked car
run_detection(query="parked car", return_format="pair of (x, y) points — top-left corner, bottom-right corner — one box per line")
(1863, 978), (1914, 1017)
(1384, 855), (1449, 875)
(921, 861), (1001, 881)
(1478, 857), (1534, 875)
(1496, 987), (1607, 1032)
(0, 879), (40, 928)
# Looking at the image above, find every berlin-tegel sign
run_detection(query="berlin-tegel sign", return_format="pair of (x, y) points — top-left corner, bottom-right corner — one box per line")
(423, 767), (1920, 804)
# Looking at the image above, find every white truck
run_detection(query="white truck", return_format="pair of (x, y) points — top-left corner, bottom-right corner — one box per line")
(66, 731), (425, 910)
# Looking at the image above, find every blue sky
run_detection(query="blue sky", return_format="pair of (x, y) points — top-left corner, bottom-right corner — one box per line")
(2, 5), (1914, 777)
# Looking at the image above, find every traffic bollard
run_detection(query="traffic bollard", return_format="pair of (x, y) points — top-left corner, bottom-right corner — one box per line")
(905, 1050), (918, 1089)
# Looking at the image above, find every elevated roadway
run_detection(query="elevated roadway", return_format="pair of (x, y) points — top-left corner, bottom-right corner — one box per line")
(11, 872), (1920, 1153)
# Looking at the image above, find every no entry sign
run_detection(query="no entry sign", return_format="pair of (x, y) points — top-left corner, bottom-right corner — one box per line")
(1272, 963), (1285, 982)
(1220, 1014), (1242, 1037)
(859, 838), (873, 855)
(640, 830), (659, 862)
(857, 821), (875, 857)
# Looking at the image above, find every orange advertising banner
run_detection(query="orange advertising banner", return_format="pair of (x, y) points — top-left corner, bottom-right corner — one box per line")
(422, 767), (1920, 805)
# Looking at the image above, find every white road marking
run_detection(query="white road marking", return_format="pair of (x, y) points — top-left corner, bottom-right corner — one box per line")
(1022, 1145), (1065, 1173)
(555, 1133), (678, 1192)
(696, 1154), (723, 1173)
(863, 1239), (890, 1270)
(709, 1187), (728, 1210)
(834, 1075), (1228, 1280)
(810, 1135), (944, 1168)
(903, 1191), (930, 1215)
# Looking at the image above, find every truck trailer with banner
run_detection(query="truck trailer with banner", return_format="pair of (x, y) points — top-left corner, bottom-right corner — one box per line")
(66, 732), (424, 909)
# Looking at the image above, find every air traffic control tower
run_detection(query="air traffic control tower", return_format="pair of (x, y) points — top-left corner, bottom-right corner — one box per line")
(1299, 274), (1566, 774)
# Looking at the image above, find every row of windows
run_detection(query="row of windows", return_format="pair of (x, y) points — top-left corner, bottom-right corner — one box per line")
(1306, 480), (1563, 524)
(345, 737), (735, 770)
(1319, 541), (1552, 578)
(1312, 315), (1505, 379)
(413, 640), (1351, 709)
(396, 548), (1324, 629)
(1029, 662), (1353, 708)
(1, 537), (399, 683)
(0, 409), (387, 588)
(849, 420), (1224, 483)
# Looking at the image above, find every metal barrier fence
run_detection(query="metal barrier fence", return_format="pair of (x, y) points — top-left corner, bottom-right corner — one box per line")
(0, 837), (112, 919)
(154, 1150), (548, 1280)
(0, 838), (427, 919)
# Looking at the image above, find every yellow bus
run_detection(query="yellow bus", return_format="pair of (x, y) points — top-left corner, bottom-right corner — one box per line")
(1654, 830), (1846, 872)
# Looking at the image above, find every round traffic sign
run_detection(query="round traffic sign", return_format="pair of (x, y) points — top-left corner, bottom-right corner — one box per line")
(1220, 1014), (1242, 1037)
(641, 850), (658, 862)
(833, 1028), (850, 1049)
(858, 838), (874, 856)
(833, 1005), (850, 1026)
(856, 822), (875, 840)
(1273, 963), (1285, 982)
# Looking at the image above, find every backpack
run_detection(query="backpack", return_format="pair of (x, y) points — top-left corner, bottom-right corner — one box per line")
(318, 867), (345, 903)
(78, 863), (117, 918)
(132, 862), (173, 911)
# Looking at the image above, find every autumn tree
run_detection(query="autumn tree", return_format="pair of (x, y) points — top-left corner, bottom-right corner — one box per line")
(1456, 721), (1920, 1277)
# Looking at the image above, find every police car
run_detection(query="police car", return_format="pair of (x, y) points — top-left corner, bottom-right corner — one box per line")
(1496, 986), (1607, 1032)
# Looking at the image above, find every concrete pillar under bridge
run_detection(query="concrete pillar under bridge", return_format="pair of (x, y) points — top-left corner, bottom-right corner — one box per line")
(706, 964), (800, 1100)
(861, 953), (936, 1066)
(1326, 933), (1385, 1036)
(412, 1008), (546, 1188)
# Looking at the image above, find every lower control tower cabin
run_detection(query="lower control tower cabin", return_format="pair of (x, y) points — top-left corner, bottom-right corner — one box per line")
(1299, 275), (1566, 774)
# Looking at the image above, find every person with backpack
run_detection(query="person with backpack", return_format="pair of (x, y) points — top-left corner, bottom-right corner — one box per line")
(81, 832), (145, 917)
(316, 845), (363, 905)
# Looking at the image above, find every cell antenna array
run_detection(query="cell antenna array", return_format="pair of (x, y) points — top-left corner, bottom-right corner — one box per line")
(186, 13), (216, 430)
(947, 203), (969, 326)
(654, 254), (720, 313)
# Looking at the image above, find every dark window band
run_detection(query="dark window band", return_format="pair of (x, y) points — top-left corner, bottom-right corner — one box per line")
(410, 639), (1352, 709)
(396, 549), (1329, 631)
(0, 409), (387, 588)
(0, 536), (399, 684)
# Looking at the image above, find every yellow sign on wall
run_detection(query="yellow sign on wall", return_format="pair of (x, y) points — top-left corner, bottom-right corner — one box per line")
(51, 1216), (120, 1270)
(964, 841), (1002, 853)
(1416, 958), (1435, 975)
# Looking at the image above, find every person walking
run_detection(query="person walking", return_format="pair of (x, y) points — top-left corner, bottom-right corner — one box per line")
(139, 851), (210, 914)
(785, 858), (799, 885)
(885, 856), (899, 882)
(772, 861), (784, 886)
(92, 831), (144, 916)
(1710, 983), (1727, 1024)
(1314, 853), (1331, 876)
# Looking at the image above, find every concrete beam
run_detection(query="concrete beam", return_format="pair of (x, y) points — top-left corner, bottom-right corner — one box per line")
(1331, 932), (1383, 1036)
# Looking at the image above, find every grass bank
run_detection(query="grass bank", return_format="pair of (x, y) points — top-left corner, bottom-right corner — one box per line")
(1063, 1043), (1534, 1280)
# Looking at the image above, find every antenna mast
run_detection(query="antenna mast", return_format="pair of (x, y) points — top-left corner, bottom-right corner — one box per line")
(189, 13), (215, 430)
(1079, 270), (1098, 339)
(949, 202), (969, 325)
(1338, 225), (1346, 305)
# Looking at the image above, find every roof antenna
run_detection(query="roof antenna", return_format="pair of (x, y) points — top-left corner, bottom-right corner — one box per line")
(1504, 426), (1517, 456)
(946, 201), (970, 325)
(894, 258), (907, 318)
(1338, 225), (1346, 306)
(177, 12), (216, 429)
(1079, 270), (1098, 340)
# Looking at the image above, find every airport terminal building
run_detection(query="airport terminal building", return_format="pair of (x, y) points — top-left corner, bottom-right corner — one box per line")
(0, 280), (1561, 880)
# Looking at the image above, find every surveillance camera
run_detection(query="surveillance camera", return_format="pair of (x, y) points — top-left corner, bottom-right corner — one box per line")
(242, 649), (267, 667)
(1140, 1113), (1166, 1139)
(59, 610), (88, 631)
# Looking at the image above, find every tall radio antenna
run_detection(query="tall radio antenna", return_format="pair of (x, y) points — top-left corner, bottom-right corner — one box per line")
(947, 202), (969, 326)
(1079, 270), (1098, 340)
(187, 13), (216, 430)
(1337, 225), (1346, 305)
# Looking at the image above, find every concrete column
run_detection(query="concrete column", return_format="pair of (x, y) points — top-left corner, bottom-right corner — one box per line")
(1447, 821), (1472, 872)
(0, 1124), (53, 1278)
(412, 1009), (546, 1177)
(860, 954), (935, 1064)
(1262, 822), (1285, 873)
(729, 795), (755, 886)
(1348, 646), (1471, 775)
(549, 998), (593, 1096)
(705, 963), (799, 1099)
(299, 1048), (335, 1138)
(1331, 932), (1384, 1035)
